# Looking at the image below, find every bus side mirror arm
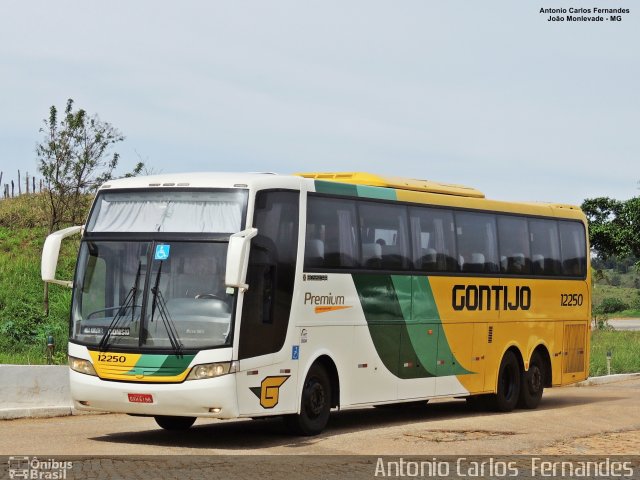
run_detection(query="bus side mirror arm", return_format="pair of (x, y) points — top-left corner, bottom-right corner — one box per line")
(41, 225), (84, 288)
(225, 227), (258, 292)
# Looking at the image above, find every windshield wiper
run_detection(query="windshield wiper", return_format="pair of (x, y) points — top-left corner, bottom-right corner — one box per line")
(149, 262), (183, 357)
(98, 261), (142, 351)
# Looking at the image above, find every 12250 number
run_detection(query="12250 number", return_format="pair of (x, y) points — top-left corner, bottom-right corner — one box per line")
(560, 293), (583, 307)
(96, 354), (126, 363)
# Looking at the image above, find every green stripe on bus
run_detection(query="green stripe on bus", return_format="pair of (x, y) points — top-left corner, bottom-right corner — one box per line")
(314, 180), (397, 200)
(352, 274), (471, 379)
(314, 180), (358, 196)
(356, 185), (397, 200)
(353, 274), (435, 378)
(126, 354), (195, 377)
(410, 276), (472, 376)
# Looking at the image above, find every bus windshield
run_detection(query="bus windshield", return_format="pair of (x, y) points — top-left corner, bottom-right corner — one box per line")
(72, 240), (234, 350)
(71, 188), (248, 351)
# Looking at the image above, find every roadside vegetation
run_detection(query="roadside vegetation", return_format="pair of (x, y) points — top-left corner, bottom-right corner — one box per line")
(0, 195), (79, 364)
(1, 98), (142, 364)
(590, 330), (640, 376)
(591, 258), (640, 318)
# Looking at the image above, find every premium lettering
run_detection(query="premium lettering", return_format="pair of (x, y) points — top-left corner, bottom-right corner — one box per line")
(304, 292), (345, 306)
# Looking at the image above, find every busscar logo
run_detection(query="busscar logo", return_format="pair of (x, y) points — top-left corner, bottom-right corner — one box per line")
(303, 274), (328, 281)
(250, 376), (290, 409)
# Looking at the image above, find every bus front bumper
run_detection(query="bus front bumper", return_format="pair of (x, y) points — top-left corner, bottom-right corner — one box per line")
(70, 370), (239, 418)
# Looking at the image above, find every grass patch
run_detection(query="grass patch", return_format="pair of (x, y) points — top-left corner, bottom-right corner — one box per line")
(0, 194), (49, 228)
(0, 225), (77, 365)
(590, 330), (640, 376)
(592, 284), (640, 309)
(0, 193), (89, 365)
(0, 345), (66, 365)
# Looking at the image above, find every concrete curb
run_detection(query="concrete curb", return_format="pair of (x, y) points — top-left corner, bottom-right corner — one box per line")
(0, 365), (73, 420)
(574, 372), (640, 387)
(0, 406), (74, 420)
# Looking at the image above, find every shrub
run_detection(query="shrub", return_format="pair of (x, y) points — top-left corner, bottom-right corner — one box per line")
(596, 297), (629, 314)
(0, 194), (48, 228)
(631, 292), (640, 310)
(592, 312), (612, 331)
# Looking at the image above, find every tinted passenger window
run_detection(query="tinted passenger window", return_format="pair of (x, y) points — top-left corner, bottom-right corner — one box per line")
(455, 212), (499, 273)
(409, 207), (457, 272)
(358, 202), (409, 270)
(305, 196), (358, 269)
(498, 216), (531, 274)
(559, 222), (587, 277)
(529, 219), (561, 275)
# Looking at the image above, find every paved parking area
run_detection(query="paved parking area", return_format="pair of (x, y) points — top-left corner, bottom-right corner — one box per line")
(1, 378), (639, 456)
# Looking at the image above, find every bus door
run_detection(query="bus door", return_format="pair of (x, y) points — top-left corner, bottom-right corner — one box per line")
(235, 190), (300, 416)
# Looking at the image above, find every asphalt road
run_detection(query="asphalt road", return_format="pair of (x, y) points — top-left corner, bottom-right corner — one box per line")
(609, 318), (640, 331)
(1, 377), (639, 457)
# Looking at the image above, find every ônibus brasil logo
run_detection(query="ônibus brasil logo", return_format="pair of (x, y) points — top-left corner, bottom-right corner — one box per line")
(8, 457), (73, 479)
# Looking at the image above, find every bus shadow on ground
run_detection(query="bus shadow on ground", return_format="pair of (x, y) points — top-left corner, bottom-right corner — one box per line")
(89, 394), (620, 451)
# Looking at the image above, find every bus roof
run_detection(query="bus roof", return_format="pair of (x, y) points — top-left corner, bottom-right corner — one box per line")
(98, 171), (585, 222)
(296, 172), (585, 222)
(98, 172), (303, 191)
(296, 172), (485, 198)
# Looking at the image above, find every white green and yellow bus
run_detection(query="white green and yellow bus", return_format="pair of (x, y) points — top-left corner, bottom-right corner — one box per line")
(41, 172), (590, 435)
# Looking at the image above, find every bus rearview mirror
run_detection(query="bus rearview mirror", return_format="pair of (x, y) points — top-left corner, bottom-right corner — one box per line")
(225, 227), (258, 292)
(41, 225), (84, 288)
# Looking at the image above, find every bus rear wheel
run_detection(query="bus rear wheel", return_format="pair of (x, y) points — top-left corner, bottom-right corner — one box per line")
(518, 352), (545, 409)
(486, 351), (521, 412)
(154, 415), (196, 430)
(284, 364), (331, 436)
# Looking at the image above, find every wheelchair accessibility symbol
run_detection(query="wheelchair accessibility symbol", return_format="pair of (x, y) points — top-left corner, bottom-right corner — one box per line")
(154, 244), (170, 260)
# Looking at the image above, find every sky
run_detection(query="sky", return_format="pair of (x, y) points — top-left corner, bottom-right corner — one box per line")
(0, 0), (638, 205)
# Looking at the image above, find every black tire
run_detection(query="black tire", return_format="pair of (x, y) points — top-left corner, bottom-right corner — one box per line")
(284, 364), (331, 436)
(486, 351), (521, 412)
(518, 352), (545, 409)
(154, 415), (196, 430)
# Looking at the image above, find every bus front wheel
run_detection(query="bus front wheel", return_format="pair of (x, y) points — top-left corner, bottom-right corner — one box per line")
(487, 351), (521, 412)
(284, 364), (331, 436)
(154, 415), (196, 430)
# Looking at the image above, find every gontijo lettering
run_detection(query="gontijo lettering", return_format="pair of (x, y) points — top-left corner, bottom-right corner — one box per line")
(452, 284), (531, 311)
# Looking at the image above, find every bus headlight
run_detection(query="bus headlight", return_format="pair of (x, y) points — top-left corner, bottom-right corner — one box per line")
(187, 361), (238, 380)
(69, 356), (98, 376)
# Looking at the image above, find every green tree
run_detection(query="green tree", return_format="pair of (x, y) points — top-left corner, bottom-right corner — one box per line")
(36, 98), (143, 232)
(581, 196), (640, 262)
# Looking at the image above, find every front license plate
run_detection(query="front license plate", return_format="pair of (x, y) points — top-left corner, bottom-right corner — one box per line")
(128, 393), (153, 403)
